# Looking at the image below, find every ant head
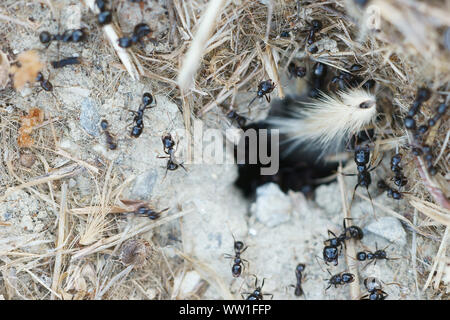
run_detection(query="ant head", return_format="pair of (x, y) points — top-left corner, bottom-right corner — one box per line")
(234, 241), (244, 251)
(296, 263), (306, 273)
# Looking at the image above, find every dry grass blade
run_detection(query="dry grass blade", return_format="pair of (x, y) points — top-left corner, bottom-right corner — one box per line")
(422, 227), (449, 292)
(51, 182), (68, 300)
(338, 164), (359, 300)
(408, 196), (450, 227)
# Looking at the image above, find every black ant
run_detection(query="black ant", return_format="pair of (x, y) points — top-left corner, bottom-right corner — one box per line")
(390, 153), (407, 188)
(51, 56), (80, 69)
(307, 20), (322, 45)
(130, 92), (156, 138)
(329, 64), (362, 92)
(360, 278), (388, 300)
(39, 29), (86, 46)
(325, 270), (355, 291)
(377, 180), (403, 200)
(35, 72), (53, 92)
(247, 79), (276, 108)
(287, 62), (306, 79)
(403, 87), (431, 132)
(309, 62), (327, 98)
(323, 218), (363, 265)
(118, 23), (152, 48)
(356, 243), (397, 269)
(290, 263), (306, 296)
(243, 276), (273, 300)
(344, 145), (380, 215)
(133, 206), (168, 220)
(226, 110), (247, 128)
(96, 0), (113, 25)
(100, 119), (117, 150)
(224, 237), (248, 278)
(158, 133), (186, 175)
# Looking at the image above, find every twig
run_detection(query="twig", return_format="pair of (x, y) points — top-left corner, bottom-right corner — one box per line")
(177, 0), (229, 91)
(422, 227), (449, 292)
(51, 183), (68, 300)
(337, 163), (360, 300)
(83, 0), (140, 81)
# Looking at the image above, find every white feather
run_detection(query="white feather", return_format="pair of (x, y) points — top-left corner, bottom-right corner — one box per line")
(266, 88), (377, 158)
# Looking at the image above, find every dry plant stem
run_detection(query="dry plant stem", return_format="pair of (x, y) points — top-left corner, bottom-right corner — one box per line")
(51, 182), (68, 300)
(83, 0), (140, 81)
(408, 196), (450, 227)
(95, 265), (134, 300)
(1, 163), (83, 199)
(256, 42), (284, 99)
(422, 227), (449, 292)
(24, 268), (62, 299)
(177, 0), (228, 91)
(174, 249), (234, 300)
(337, 164), (359, 300)
(71, 208), (193, 261)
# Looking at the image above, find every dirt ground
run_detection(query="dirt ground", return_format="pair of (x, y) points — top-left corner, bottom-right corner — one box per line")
(0, 0), (448, 300)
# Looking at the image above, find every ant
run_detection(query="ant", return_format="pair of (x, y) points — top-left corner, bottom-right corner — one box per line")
(223, 237), (248, 277)
(287, 62), (306, 79)
(344, 145), (380, 215)
(247, 79), (276, 108)
(51, 56), (80, 69)
(39, 29), (86, 47)
(118, 23), (152, 48)
(307, 20), (322, 45)
(356, 243), (397, 269)
(226, 110), (247, 128)
(100, 119), (117, 150)
(403, 87), (431, 131)
(329, 64), (362, 91)
(360, 278), (388, 300)
(96, 0), (113, 25)
(390, 153), (407, 188)
(130, 92), (156, 138)
(243, 276), (273, 300)
(35, 72), (53, 92)
(158, 133), (186, 175)
(323, 218), (363, 265)
(309, 62), (327, 98)
(325, 270), (355, 291)
(133, 206), (168, 220)
(377, 180), (403, 200)
(290, 263), (306, 296)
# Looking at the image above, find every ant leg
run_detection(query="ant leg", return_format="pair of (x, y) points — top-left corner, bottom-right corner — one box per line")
(366, 186), (377, 220)
(349, 183), (359, 211)
(263, 293), (274, 300)
(247, 95), (258, 108)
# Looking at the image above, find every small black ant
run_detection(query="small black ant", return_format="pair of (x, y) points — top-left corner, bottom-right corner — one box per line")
(247, 79), (276, 108)
(226, 110), (247, 128)
(290, 263), (306, 296)
(329, 64), (363, 92)
(323, 218), (363, 265)
(243, 276), (273, 300)
(51, 56), (80, 69)
(224, 237), (248, 278)
(356, 243), (396, 269)
(325, 270), (355, 291)
(100, 119), (117, 150)
(377, 180), (403, 200)
(307, 19), (322, 45)
(287, 62), (306, 79)
(39, 29), (86, 46)
(35, 72), (53, 92)
(309, 62), (327, 98)
(133, 206), (168, 220)
(130, 92), (156, 138)
(118, 23), (152, 48)
(360, 278), (388, 300)
(390, 153), (407, 188)
(158, 133), (186, 175)
(96, 0), (112, 25)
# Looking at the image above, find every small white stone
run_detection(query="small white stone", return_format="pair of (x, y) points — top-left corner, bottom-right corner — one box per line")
(250, 183), (292, 228)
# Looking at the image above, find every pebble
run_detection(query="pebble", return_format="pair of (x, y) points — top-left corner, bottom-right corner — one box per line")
(131, 170), (158, 199)
(250, 183), (292, 228)
(80, 98), (100, 137)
